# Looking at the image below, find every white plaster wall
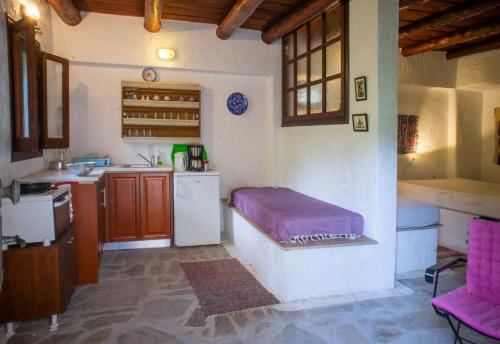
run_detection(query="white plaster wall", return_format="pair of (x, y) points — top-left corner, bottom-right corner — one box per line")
(69, 63), (274, 197)
(0, 0), (55, 290)
(277, 0), (399, 291)
(398, 44), (500, 184)
(397, 85), (453, 180)
(457, 50), (500, 89)
(48, 12), (281, 198)
(456, 90), (483, 180)
(0, 1), (55, 185)
(481, 89), (500, 183)
(49, 12), (280, 77)
(399, 52), (457, 88)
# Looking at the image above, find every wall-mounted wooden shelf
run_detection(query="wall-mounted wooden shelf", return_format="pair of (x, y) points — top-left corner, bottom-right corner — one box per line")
(121, 81), (201, 140)
(122, 137), (201, 144)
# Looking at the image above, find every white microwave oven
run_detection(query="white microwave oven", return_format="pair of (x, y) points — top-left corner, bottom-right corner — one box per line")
(1, 185), (72, 244)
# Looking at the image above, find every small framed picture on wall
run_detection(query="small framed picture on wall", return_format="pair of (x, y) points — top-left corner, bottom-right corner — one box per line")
(352, 114), (368, 132)
(354, 76), (367, 101)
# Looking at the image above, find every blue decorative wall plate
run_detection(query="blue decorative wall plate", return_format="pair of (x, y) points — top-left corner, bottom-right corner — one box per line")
(227, 92), (248, 116)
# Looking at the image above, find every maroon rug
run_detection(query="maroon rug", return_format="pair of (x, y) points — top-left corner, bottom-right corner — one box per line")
(180, 258), (279, 317)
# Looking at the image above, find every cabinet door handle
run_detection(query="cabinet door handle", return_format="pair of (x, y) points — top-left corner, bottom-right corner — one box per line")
(67, 237), (74, 244)
(102, 189), (106, 208)
(54, 195), (71, 208)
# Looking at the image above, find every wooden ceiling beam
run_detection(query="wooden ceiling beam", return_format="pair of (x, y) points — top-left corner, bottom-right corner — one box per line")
(216, 0), (265, 40)
(144, 0), (164, 33)
(399, 0), (432, 12)
(46, 0), (82, 26)
(261, 0), (338, 44)
(446, 38), (500, 59)
(401, 22), (500, 57)
(400, 0), (500, 38)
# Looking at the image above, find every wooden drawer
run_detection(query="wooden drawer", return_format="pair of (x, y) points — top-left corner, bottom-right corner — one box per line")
(0, 227), (77, 323)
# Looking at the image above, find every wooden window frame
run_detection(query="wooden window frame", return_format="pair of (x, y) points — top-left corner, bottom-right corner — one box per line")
(281, 1), (349, 127)
(7, 15), (42, 161)
(40, 52), (70, 149)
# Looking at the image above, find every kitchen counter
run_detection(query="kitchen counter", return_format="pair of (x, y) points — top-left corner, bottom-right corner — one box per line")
(174, 171), (219, 176)
(19, 168), (106, 183)
(105, 166), (173, 173)
(19, 166), (173, 184)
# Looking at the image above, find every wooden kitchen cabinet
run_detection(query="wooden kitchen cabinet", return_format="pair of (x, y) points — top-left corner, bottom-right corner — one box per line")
(106, 172), (172, 242)
(106, 173), (141, 241)
(0, 227), (77, 323)
(71, 177), (105, 285)
(140, 173), (172, 239)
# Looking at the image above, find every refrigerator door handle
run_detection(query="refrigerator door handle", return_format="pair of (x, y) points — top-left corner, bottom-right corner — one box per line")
(175, 178), (179, 197)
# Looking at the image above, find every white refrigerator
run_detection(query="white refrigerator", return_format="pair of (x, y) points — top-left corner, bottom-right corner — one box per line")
(174, 172), (221, 246)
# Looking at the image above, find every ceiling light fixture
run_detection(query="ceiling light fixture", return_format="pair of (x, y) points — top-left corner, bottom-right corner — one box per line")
(157, 48), (176, 60)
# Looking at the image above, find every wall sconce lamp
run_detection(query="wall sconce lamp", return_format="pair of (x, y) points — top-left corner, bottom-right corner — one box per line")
(157, 48), (176, 60)
(13, 2), (41, 34)
(24, 3), (41, 21)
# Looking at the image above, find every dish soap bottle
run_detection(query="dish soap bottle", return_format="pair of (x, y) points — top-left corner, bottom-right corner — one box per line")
(156, 150), (163, 166)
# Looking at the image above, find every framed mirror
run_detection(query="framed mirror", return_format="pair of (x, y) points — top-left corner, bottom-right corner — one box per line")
(7, 14), (42, 161)
(41, 52), (69, 148)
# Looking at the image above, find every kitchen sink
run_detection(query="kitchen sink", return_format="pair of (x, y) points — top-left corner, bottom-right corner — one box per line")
(120, 164), (151, 168)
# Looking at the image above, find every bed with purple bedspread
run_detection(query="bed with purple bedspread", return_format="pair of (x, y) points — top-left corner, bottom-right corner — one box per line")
(230, 187), (364, 243)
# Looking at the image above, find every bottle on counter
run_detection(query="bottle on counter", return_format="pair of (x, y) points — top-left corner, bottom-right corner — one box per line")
(157, 150), (163, 166)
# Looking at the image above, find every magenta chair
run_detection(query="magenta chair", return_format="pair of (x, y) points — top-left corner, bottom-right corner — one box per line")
(425, 218), (500, 344)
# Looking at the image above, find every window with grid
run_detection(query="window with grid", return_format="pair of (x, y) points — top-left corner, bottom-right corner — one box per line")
(282, 1), (348, 127)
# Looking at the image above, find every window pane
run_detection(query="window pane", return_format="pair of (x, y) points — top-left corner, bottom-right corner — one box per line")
(297, 87), (307, 116)
(310, 16), (322, 49)
(286, 63), (294, 89)
(284, 34), (294, 61)
(46, 60), (64, 138)
(297, 57), (307, 86)
(286, 91), (295, 117)
(326, 78), (341, 112)
(326, 7), (341, 41)
(310, 50), (322, 82)
(21, 42), (30, 138)
(326, 42), (341, 77)
(310, 84), (322, 114)
(296, 25), (307, 56)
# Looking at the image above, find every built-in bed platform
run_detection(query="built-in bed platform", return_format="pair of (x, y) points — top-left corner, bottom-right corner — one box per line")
(224, 187), (382, 302)
(398, 178), (500, 253)
(395, 196), (440, 274)
(231, 206), (377, 250)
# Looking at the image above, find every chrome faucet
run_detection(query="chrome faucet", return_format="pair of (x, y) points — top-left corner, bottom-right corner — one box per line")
(137, 154), (154, 167)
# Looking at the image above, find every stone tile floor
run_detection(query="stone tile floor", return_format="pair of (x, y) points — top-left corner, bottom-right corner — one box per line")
(0, 245), (497, 344)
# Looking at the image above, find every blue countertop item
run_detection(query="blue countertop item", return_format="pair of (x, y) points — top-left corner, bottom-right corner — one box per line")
(72, 157), (112, 167)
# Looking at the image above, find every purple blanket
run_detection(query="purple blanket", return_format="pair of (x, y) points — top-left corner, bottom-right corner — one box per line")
(231, 187), (364, 243)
